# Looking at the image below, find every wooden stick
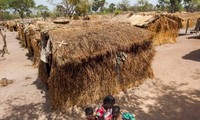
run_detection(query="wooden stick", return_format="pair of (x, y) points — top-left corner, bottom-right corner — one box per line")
(0, 29), (9, 57)
(185, 19), (189, 35)
(56, 40), (67, 47)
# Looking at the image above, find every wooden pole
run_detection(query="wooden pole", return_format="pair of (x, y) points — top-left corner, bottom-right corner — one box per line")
(0, 29), (6, 46)
(0, 29), (9, 57)
(185, 19), (189, 35)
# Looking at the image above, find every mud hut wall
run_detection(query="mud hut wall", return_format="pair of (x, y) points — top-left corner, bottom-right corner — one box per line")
(48, 40), (155, 109)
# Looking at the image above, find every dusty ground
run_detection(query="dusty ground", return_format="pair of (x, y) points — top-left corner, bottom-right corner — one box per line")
(0, 30), (199, 120)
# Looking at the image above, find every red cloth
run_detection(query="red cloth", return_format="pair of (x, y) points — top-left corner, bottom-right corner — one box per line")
(95, 106), (112, 120)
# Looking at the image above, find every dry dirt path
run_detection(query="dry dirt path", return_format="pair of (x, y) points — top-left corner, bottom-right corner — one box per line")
(0, 31), (199, 120)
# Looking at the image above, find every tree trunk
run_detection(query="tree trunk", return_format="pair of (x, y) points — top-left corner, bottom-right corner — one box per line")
(18, 10), (24, 18)
(170, 0), (175, 13)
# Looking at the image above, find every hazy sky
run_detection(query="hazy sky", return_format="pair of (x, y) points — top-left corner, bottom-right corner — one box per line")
(35, 0), (158, 10)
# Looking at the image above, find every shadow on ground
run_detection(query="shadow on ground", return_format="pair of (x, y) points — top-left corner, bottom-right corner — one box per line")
(182, 49), (200, 62)
(118, 81), (200, 120)
(1, 79), (78, 120)
(187, 35), (200, 39)
(2, 79), (200, 120)
(178, 33), (187, 36)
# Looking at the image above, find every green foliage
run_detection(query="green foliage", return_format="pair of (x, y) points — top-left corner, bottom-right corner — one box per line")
(75, 0), (90, 17)
(183, 0), (200, 12)
(156, 0), (182, 13)
(117, 0), (130, 11)
(7, 0), (35, 18)
(36, 5), (50, 19)
(137, 0), (155, 12)
(55, 5), (66, 17)
(108, 3), (116, 13)
(114, 9), (122, 16)
(92, 0), (106, 12)
(0, 12), (20, 20)
(0, 0), (9, 10)
(50, 0), (92, 18)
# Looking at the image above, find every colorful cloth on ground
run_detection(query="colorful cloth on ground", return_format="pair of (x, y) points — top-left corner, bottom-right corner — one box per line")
(95, 106), (112, 120)
(122, 112), (135, 120)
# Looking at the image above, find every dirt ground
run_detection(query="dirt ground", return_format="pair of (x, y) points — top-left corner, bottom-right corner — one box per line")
(0, 30), (199, 120)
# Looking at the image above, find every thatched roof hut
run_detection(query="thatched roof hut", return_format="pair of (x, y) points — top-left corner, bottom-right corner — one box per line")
(111, 13), (133, 22)
(38, 22), (155, 109)
(112, 14), (179, 45)
(165, 12), (200, 29)
(5, 20), (17, 32)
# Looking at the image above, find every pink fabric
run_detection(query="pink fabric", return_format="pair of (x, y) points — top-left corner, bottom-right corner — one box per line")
(95, 106), (112, 120)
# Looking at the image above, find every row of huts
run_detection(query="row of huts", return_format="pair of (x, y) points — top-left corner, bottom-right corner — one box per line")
(2, 12), (200, 109)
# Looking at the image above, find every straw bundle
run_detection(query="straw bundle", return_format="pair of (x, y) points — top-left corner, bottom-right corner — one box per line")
(147, 16), (179, 45)
(112, 14), (179, 46)
(17, 24), (27, 47)
(165, 12), (200, 28)
(29, 27), (41, 67)
(53, 19), (70, 24)
(39, 23), (155, 109)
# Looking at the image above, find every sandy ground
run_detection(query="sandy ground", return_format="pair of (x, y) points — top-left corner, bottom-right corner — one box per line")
(0, 30), (200, 120)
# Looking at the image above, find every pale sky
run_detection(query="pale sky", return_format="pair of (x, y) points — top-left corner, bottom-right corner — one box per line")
(35, 0), (158, 10)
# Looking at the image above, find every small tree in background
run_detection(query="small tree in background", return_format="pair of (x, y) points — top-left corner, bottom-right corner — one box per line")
(8, 0), (35, 18)
(183, 0), (200, 12)
(36, 5), (50, 19)
(117, 0), (130, 11)
(92, 0), (106, 12)
(137, 0), (155, 12)
(108, 3), (116, 13)
(156, 0), (183, 13)
(49, 0), (92, 18)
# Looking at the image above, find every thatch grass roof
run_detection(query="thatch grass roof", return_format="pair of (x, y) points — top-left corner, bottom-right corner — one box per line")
(111, 13), (133, 22)
(173, 12), (200, 20)
(48, 23), (153, 66)
(164, 12), (200, 28)
(126, 15), (158, 27)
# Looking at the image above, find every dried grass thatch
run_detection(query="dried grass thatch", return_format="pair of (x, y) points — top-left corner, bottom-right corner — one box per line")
(39, 23), (155, 109)
(6, 20), (17, 32)
(111, 13), (133, 22)
(89, 14), (113, 21)
(194, 18), (200, 33)
(112, 14), (179, 45)
(146, 16), (178, 45)
(53, 19), (70, 24)
(165, 12), (200, 28)
(28, 25), (41, 67)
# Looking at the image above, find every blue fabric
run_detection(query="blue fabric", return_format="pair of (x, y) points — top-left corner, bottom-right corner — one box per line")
(122, 112), (135, 120)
